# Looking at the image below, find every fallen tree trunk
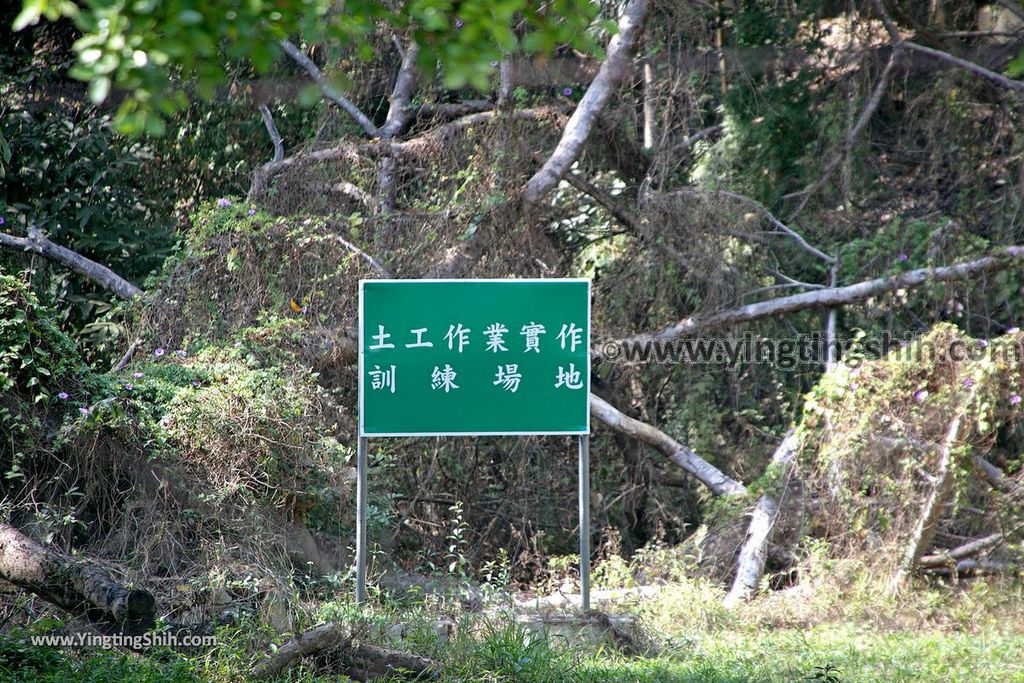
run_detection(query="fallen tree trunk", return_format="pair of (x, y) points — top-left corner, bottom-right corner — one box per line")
(589, 393), (747, 497)
(891, 410), (968, 588)
(0, 227), (142, 300)
(972, 455), (1024, 501)
(724, 430), (801, 606)
(251, 621), (438, 681)
(919, 531), (1009, 568)
(600, 247), (1024, 358)
(0, 523), (156, 634)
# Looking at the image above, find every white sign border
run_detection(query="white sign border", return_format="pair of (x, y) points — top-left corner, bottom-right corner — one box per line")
(358, 278), (591, 437)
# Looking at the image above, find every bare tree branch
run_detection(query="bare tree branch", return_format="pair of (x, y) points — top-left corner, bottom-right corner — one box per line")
(523, 0), (650, 203)
(278, 39), (380, 137)
(250, 108), (565, 198)
(251, 621), (438, 680)
(919, 530), (1014, 568)
(599, 247), (1024, 357)
(557, 166), (642, 231)
(666, 124), (723, 159)
(110, 338), (143, 373)
(892, 403), (970, 588)
(677, 188), (835, 263)
(902, 40), (1024, 95)
(415, 100), (493, 121)
(0, 227), (142, 300)
(590, 393), (748, 497)
(872, 0), (1024, 96)
(785, 48), (902, 214)
(332, 235), (391, 277)
(972, 455), (1024, 500)
(258, 104), (284, 163)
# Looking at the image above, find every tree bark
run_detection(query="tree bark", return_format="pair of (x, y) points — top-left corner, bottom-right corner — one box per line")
(724, 430), (801, 606)
(0, 523), (156, 634)
(523, 0), (650, 203)
(0, 228), (142, 300)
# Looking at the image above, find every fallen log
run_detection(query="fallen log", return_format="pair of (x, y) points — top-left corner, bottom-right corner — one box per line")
(919, 531), (1008, 568)
(252, 621), (439, 681)
(0, 227), (142, 300)
(724, 430), (802, 606)
(0, 523), (156, 634)
(589, 394), (747, 497)
(891, 409), (969, 589)
(602, 246), (1024, 359)
(972, 455), (1024, 501)
(920, 558), (1011, 576)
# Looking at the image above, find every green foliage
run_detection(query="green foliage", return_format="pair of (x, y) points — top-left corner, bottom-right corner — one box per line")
(720, 70), (825, 207)
(0, 273), (83, 402)
(0, 620), (196, 682)
(0, 272), (118, 468)
(446, 620), (582, 682)
(15, 0), (605, 133)
(837, 217), (990, 282)
(712, 0), (829, 206)
(0, 110), (173, 284)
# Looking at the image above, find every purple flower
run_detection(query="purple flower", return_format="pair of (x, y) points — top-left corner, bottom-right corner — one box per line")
(124, 383), (133, 391)
(849, 383), (859, 391)
(154, 348), (165, 356)
(0, 216), (5, 226)
(1008, 246), (1024, 256)
(300, 306), (308, 315)
(79, 407), (89, 416)
(248, 208), (256, 216)
(455, 19), (463, 28)
(57, 391), (69, 400)
(1007, 327), (1020, 334)
(962, 378), (974, 388)
(977, 339), (988, 348)
(1011, 394), (1022, 405)
(897, 253), (908, 262)
(563, 87), (573, 96)
(217, 198), (232, 208)
(190, 379), (201, 388)
(174, 349), (187, 358)
(133, 371), (144, 379)
(914, 389), (929, 402)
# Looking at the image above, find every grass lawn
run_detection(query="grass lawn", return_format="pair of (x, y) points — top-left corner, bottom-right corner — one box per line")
(579, 626), (1024, 682)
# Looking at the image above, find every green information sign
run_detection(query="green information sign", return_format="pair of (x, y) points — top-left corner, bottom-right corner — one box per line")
(359, 279), (591, 436)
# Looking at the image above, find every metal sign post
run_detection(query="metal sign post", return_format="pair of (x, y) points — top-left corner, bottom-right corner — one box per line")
(356, 279), (590, 608)
(355, 436), (368, 604)
(578, 433), (591, 612)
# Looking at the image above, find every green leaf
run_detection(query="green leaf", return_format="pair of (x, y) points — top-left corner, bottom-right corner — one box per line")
(12, 1), (44, 31)
(88, 75), (111, 103)
(1007, 49), (1024, 79)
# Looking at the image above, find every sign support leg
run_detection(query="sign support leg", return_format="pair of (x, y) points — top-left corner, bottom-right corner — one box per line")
(578, 434), (591, 612)
(356, 436), (368, 604)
